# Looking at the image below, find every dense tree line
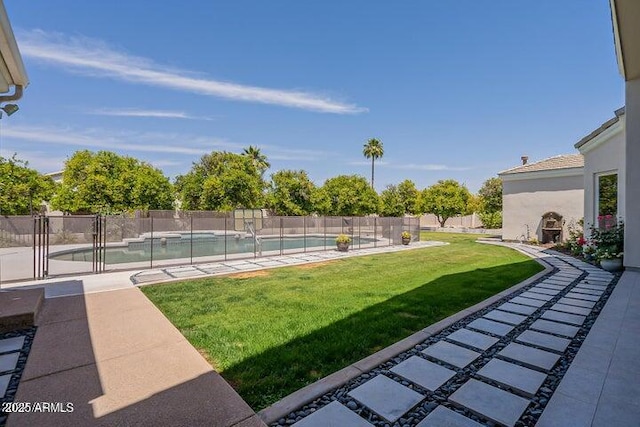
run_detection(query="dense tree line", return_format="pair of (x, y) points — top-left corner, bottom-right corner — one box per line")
(1, 148), (502, 228)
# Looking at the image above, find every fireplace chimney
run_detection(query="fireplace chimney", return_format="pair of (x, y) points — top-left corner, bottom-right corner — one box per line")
(521, 156), (529, 165)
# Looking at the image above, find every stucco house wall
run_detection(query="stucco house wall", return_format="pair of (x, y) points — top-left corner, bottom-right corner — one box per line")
(576, 116), (626, 232)
(501, 173), (584, 242)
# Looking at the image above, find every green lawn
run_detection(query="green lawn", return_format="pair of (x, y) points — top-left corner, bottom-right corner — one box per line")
(141, 232), (543, 410)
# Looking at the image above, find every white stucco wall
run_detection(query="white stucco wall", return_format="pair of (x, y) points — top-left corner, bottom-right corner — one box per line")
(626, 79), (640, 269)
(501, 173), (584, 242)
(579, 120), (626, 233)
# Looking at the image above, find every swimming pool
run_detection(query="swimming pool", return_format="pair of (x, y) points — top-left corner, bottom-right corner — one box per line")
(49, 234), (376, 264)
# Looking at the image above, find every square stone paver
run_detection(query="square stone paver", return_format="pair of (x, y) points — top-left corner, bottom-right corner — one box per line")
(483, 310), (528, 326)
(348, 375), (423, 422)
(541, 310), (586, 326)
(416, 406), (483, 427)
(537, 283), (566, 291)
(498, 302), (537, 316)
(292, 401), (373, 427)
(519, 291), (553, 302)
(516, 330), (571, 353)
(569, 287), (603, 296)
(576, 284), (608, 291)
(498, 343), (561, 372)
(509, 297), (546, 308)
(166, 269), (206, 278)
(446, 329), (499, 351)
(390, 356), (456, 391)
(422, 341), (481, 368)
(449, 379), (530, 427)
(466, 318), (514, 337)
(477, 358), (547, 397)
(565, 292), (600, 302)
(528, 287), (561, 296)
(557, 297), (596, 309)
(530, 319), (580, 338)
(0, 373), (11, 398)
(0, 336), (25, 353)
(550, 303), (592, 316)
(0, 353), (19, 373)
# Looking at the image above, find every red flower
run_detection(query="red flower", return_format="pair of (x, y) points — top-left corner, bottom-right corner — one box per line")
(578, 236), (586, 246)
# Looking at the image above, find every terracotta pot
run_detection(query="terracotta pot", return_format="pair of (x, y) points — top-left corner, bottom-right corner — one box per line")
(600, 258), (623, 272)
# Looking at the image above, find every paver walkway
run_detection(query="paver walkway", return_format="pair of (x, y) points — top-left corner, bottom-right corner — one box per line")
(276, 245), (620, 427)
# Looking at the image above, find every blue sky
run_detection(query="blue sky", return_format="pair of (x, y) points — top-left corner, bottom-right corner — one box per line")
(1, 1), (624, 192)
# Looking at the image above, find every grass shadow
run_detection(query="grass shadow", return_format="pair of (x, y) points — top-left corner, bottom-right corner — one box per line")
(221, 259), (542, 409)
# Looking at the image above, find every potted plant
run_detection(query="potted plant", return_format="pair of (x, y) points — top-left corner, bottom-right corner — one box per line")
(336, 234), (351, 252)
(597, 248), (623, 272)
(401, 231), (411, 245)
(590, 219), (624, 272)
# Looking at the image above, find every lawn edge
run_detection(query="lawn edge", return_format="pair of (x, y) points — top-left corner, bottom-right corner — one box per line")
(257, 243), (552, 425)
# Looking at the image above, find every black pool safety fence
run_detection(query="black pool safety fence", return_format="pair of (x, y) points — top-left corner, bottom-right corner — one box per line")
(0, 211), (421, 283)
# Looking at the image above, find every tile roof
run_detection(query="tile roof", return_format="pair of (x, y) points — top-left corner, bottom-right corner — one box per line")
(499, 154), (584, 175)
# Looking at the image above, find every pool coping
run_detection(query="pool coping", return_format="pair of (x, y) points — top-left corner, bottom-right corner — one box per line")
(257, 242), (553, 424)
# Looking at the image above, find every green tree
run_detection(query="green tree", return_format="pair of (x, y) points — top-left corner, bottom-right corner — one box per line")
(175, 151), (264, 211)
(397, 179), (419, 214)
(417, 179), (471, 227)
(266, 170), (316, 215)
(379, 185), (405, 217)
(477, 177), (503, 228)
(478, 177), (502, 213)
(314, 175), (379, 216)
(242, 145), (270, 177)
(51, 150), (173, 214)
(0, 154), (55, 215)
(362, 138), (384, 189)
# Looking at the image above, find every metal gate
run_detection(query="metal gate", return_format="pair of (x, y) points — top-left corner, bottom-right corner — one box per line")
(32, 215), (106, 280)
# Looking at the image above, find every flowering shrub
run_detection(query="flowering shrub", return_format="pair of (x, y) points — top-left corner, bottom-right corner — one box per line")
(401, 231), (411, 239)
(335, 234), (351, 244)
(590, 218), (624, 261)
(563, 218), (584, 256)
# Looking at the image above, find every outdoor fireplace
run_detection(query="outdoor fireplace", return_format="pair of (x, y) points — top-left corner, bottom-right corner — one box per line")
(541, 212), (563, 243)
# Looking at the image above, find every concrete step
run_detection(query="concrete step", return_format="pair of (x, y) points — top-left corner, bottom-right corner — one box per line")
(0, 288), (44, 333)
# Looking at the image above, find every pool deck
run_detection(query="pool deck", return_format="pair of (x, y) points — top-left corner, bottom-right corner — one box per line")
(2, 242), (639, 426)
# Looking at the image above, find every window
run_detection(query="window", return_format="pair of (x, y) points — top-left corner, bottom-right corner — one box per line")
(596, 173), (617, 228)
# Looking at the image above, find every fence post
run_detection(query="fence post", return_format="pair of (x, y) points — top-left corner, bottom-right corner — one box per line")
(303, 216), (307, 253)
(224, 214), (228, 261)
(32, 216), (37, 279)
(280, 218), (283, 256)
(324, 217), (327, 251)
(190, 215), (193, 265)
(374, 217), (377, 248)
(150, 217), (154, 269)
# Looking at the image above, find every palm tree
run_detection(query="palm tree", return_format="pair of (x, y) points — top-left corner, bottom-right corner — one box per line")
(362, 138), (384, 189)
(242, 145), (270, 176)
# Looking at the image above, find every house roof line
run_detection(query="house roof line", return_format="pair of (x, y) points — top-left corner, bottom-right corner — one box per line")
(498, 154), (584, 176)
(574, 107), (625, 149)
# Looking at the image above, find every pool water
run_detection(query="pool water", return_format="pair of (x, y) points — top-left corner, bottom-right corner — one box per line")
(50, 235), (374, 264)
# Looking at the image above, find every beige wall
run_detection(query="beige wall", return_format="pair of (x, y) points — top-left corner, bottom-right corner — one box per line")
(420, 213), (481, 228)
(626, 79), (640, 269)
(501, 174), (584, 242)
(580, 123), (626, 233)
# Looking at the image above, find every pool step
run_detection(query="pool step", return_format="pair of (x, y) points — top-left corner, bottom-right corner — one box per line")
(0, 288), (44, 333)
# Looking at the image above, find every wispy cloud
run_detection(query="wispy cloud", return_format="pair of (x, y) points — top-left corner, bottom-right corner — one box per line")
(347, 159), (469, 171)
(0, 148), (67, 173)
(348, 160), (390, 166)
(3, 126), (212, 155)
(399, 163), (471, 171)
(19, 29), (367, 114)
(88, 108), (216, 121)
(2, 124), (331, 161)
